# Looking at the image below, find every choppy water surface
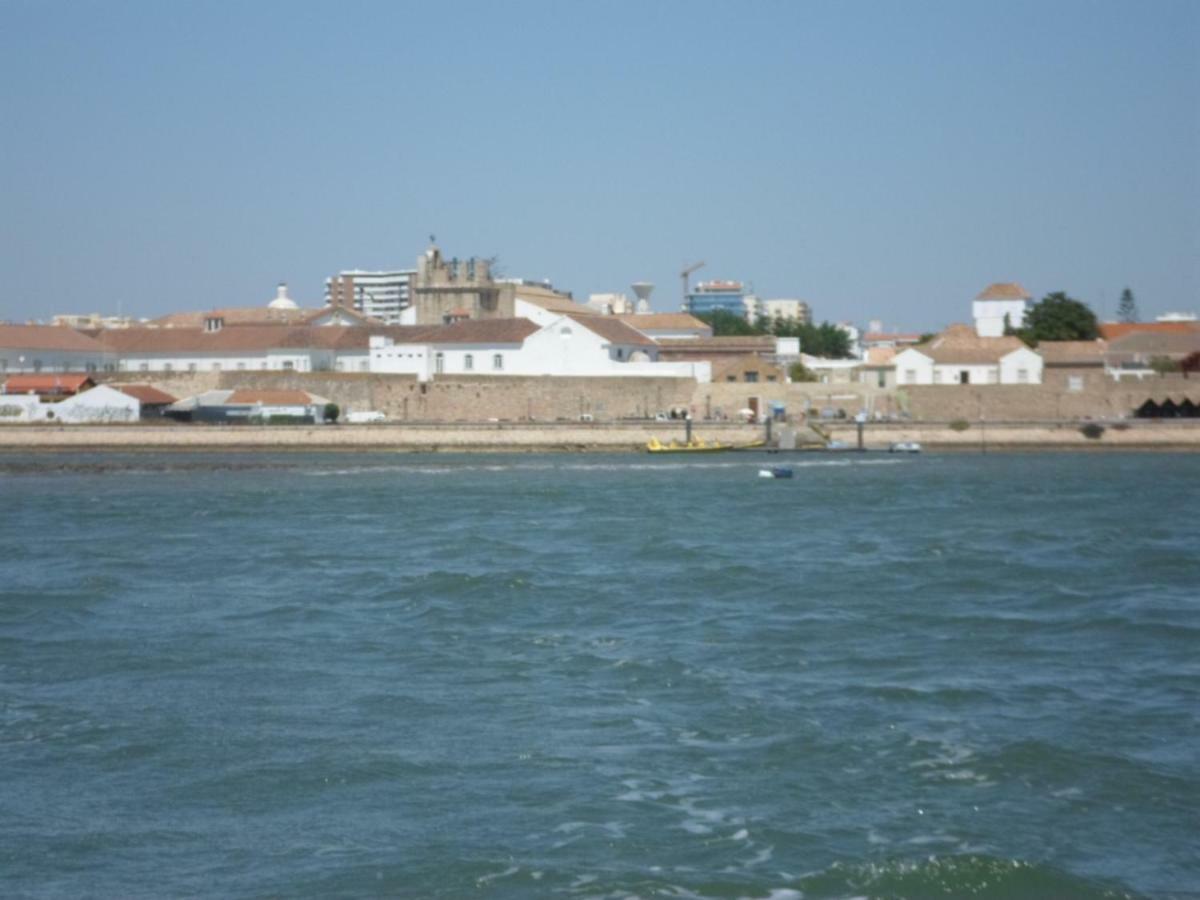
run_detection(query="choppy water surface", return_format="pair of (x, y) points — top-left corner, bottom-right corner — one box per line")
(1, 451), (1197, 899)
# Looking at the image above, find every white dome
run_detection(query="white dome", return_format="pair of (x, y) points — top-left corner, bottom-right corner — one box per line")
(268, 283), (298, 310)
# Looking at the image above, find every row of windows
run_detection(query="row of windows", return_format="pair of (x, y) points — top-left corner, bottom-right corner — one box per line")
(900, 368), (1032, 385)
(0, 359), (115, 373)
(125, 360), (306, 372)
(434, 352), (503, 373)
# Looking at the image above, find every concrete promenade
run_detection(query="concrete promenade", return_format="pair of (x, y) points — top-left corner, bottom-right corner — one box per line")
(1, 420), (1199, 451)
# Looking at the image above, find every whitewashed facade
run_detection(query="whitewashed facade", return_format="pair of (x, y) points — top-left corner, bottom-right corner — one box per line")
(370, 316), (710, 382)
(0, 384), (139, 423)
(893, 344), (1043, 385)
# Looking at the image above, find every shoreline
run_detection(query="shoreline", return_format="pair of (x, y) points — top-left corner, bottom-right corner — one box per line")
(2, 420), (1200, 452)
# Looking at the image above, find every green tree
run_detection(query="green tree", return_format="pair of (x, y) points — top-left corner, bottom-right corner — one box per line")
(788, 361), (818, 382)
(696, 309), (761, 336)
(1019, 292), (1099, 344)
(1116, 287), (1138, 323)
(1148, 356), (1180, 375)
(323, 402), (340, 423)
(800, 322), (853, 358)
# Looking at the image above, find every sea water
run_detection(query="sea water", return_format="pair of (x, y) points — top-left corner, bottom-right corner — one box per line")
(1, 451), (1197, 898)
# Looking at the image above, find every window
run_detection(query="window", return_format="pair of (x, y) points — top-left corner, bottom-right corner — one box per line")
(932, 370), (941, 384)
(616, 348), (624, 360)
(237, 362), (246, 371)
(464, 354), (473, 371)
(726, 375), (737, 382)
(435, 352), (444, 374)
(904, 369), (916, 384)
(1017, 368), (1029, 384)
(493, 353), (503, 371)
(86, 362), (97, 373)
(164, 363), (172, 372)
(212, 362), (221, 371)
(1068, 375), (1083, 392)
(360, 361), (369, 372)
(139, 363), (149, 372)
(877, 370), (886, 388)
(745, 372), (759, 383)
(33, 359), (43, 372)
(188, 363), (198, 372)
(282, 361), (294, 370)
(958, 370), (970, 385)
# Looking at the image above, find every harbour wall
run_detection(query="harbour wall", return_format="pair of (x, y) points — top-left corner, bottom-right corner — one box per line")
(95, 372), (698, 423)
(89, 372), (1200, 425)
(2, 421), (1199, 451)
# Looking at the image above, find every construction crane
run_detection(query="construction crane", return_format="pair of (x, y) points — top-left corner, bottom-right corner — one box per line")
(681, 261), (705, 310)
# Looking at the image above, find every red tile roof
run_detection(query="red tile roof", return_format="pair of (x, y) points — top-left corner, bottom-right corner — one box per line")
(566, 314), (657, 347)
(111, 383), (178, 404)
(975, 282), (1031, 301)
(149, 306), (378, 328)
(423, 319), (540, 345)
(1098, 321), (1200, 341)
(0, 325), (108, 352)
(910, 325), (1028, 364)
(1037, 340), (1107, 364)
(95, 324), (431, 354)
(613, 313), (711, 331)
(226, 390), (315, 405)
(3, 373), (96, 395)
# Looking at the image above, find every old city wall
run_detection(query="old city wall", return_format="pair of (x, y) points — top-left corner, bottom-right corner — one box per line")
(98, 372), (697, 422)
(902, 374), (1200, 421)
(94, 371), (1200, 424)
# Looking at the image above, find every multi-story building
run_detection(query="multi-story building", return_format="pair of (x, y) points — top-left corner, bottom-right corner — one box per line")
(745, 297), (812, 326)
(684, 281), (755, 320)
(325, 270), (417, 324)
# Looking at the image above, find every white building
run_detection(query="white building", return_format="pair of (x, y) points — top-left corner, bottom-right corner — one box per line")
(893, 325), (1043, 385)
(369, 316), (710, 382)
(973, 282), (1032, 337)
(0, 384), (139, 423)
(325, 270), (417, 324)
(745, 297), (812, 325)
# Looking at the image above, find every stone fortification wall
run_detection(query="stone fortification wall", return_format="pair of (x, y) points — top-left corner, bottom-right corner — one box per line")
(99, 372), (697, 422)
(902, 375), (1200, 421)
(0, 421), (762, 451)
(93, 371), (1199, 425)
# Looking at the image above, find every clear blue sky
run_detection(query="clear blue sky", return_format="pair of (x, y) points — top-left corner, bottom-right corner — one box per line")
(2, 0), (1196, 329)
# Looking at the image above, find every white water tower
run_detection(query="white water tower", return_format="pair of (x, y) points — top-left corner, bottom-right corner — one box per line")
(631, 282), (654, 314)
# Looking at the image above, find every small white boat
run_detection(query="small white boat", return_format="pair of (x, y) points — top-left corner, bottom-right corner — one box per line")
(758, 466), (794, 479)
(889, 441), (921, 453)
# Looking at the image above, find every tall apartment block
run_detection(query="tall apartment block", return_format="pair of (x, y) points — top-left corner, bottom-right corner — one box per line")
(324, 269), (417, 324)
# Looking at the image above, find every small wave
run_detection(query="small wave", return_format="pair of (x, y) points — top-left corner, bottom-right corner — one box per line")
(790, 854), (1139, 899)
